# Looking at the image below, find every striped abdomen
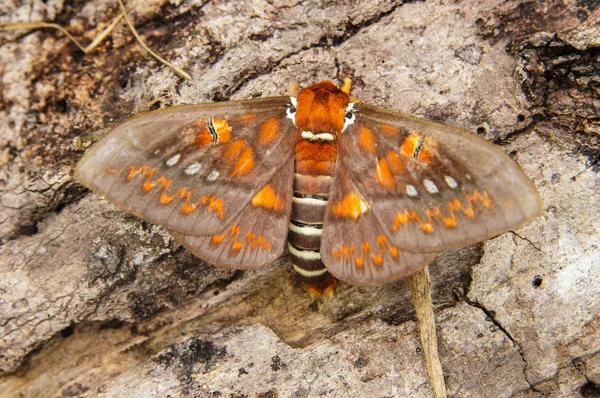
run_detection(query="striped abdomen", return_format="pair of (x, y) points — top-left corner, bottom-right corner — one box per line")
(288, 139), (338, 294)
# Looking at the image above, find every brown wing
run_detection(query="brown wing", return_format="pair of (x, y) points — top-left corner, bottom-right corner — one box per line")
(75, 97), (296, 237)
(335, 103), (542, 253)
(320, 164), (436, 286)
(171, 159), (294, 269)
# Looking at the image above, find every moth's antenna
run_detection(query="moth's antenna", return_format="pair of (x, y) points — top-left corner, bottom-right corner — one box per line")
(341, 78), (352, 95)
(289, 81), (300, 97)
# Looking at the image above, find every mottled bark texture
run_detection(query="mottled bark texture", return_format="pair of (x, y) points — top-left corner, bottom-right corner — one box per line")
(1, 0), (599, 397)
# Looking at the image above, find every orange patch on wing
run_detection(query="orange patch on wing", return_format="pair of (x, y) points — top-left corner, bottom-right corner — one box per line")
(400, 133), (434, 163)
(331, 192), (369, 220)
(333, 243), (354, 260)
(378, 234), (399, 258)
(386, 150), (406, 174)
(181, 194), (224, 217)
(195, 127), (213, 147)
(223, 140), (245, 162)
(127, 163), (155, 181)
(212, 118), (231, 142)
(399, 133), (419, 156)
(251, 184), (286, 212)
(467, 189), (493, 208)
(391, 189), (493, 233)
(375, 157), (395, 188)
(235, 114), (257, 122)
(258, 117), (280, 145)
(210, 224), (272, 253)
(417, 145), (433, 163)
(211, 234), (225, 244)
(332, 234), (398, 268)
(393, 209), (434, 233)
(125, 164), (225, 219)
(231, 147), (255, 176)
(379, 124), (398, 135)
(144, 175), (170, 192)
(358, 125), (376, 154)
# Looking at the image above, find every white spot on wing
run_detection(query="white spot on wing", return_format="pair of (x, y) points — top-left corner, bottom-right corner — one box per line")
(423, 179), (439, 194)
(406, 185), (418, 197)
(207, 170), (220, 181)
(166, 154), (180, 166)
(445, 175), (458, 189)
(360, 198), (370, 213)
(184, 162), (202, 175)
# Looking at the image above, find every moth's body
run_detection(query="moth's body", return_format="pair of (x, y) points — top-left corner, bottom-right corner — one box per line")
(75, 80), (541, 291)
(288, 81), (351, 293)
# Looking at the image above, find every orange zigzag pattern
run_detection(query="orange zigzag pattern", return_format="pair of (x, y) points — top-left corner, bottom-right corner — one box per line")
(392, 189), (493, 233)
(333, 234), (399, 268)
(211, 224), (272, 252)
(126, 163), (224, 219)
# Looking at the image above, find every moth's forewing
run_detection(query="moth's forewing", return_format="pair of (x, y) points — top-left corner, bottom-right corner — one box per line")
(75, 97), (296, 238)
(321, 164), (437, 286)
(335, 103), (541, 253)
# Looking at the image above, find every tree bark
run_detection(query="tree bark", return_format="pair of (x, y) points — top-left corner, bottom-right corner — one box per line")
(1, 0), (599, 396)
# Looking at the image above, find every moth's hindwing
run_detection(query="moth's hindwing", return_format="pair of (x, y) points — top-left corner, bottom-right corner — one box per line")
(75, 97), (296, 250)
(330, 103), (542, 255)
(171, 159), (294, 269)
(321, 164), (437, 286)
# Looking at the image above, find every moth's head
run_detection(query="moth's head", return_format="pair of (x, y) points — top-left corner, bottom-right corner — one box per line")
(294, 80), (355, 136)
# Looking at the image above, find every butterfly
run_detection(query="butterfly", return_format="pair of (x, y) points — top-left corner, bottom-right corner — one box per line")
(75, 79), (541, 294)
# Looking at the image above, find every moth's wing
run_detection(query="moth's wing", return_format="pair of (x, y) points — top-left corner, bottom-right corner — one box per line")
(170, 158), (294, 269)
(336, 103), (542, 253)
(321, 164), (437, 286)
(75, 97), (296, 236)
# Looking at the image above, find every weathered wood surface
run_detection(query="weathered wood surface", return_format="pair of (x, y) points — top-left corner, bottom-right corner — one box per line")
(1, 0), (598, 396)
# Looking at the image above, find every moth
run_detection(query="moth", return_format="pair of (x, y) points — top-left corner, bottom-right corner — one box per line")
(75, 80), (541, 294)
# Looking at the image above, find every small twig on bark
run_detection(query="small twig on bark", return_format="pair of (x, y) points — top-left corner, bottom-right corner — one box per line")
(410, 266), (447, 398)
(0, 0), (191, 80)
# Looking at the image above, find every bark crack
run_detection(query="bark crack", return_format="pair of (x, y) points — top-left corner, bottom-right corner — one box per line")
(463, 297), (537, 391)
